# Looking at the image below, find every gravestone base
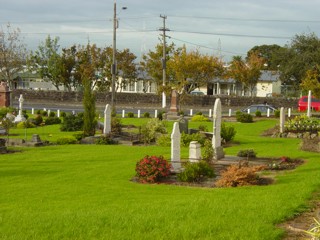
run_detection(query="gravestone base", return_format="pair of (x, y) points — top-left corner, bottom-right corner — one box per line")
(170, 163), (183, 173)
(14, 115), (26, 123)
(213, 146), (225, 160)
(166, 112), (180, 120)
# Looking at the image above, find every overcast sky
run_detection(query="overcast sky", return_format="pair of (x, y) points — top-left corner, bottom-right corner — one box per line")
(1, 0), (320, 62)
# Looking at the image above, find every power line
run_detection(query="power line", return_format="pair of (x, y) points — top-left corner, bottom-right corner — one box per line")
(168, 15), (320, 23)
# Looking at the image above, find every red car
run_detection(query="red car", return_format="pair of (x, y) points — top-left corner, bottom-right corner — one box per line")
(298, 96), (320, 111)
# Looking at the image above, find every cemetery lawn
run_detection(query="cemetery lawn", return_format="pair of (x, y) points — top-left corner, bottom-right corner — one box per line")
(1, 119), (320, 239)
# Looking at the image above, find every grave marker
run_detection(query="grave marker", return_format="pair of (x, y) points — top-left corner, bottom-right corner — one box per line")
(171, 122), (181, 172)
(212, 98), (224, 160)
(103, 104), (111, 134)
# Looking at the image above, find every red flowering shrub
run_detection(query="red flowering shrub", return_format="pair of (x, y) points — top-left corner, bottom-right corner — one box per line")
(135, 155), (171, 183)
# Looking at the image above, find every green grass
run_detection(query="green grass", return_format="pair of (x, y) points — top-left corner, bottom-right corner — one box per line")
(1, 119), (320, 239)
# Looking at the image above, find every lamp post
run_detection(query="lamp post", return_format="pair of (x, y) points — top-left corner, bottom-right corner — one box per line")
(111, 1), (126, 109)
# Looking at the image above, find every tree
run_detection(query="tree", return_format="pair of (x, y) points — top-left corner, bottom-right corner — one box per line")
(275, 33), (320, 89)
(247, 44), (283, 70)
(228, 52), (264, 96)
(28, 35), (63, 90)
(300, 65), (320, 99)
(60, 45), (79, 91)
(140, 43), (176, 95)
(0, 23), (26, 90)
(168, 46), (224, 94)
(77, 44), (97, 137)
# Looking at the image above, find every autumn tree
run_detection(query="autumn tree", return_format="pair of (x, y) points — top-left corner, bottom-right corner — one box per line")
(0, 23), (26, 90)
(168, 46), (224, 94)
(60, 45), (79, 91)
(247, 44), (283, 70)
(140, 43), (176, 95)
(300, 65), (320, 99)
(228, 52), (264, 96)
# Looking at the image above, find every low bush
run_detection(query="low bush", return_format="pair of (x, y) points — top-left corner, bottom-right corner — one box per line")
(202, 139), (214, 162)
(181, 132), (205, 147)
(60, 113), (84, 132)
(56, 136), (78, 145)
(111, 117), (122, 134)
(157, 111), (165, 121)
(178, 161), (215, 183)
(195, 111), (203, 115)
(191, 115), (210, 122)
(236, 112), (253, 123)
(215, 162), (265, 187)
(156, 134), (171, 147)
(255, 110), (262, 117)
(221, 123), (236, 143)
(274, 110), (280, 118)
(127, 112), (134, 118)
(237, 149), (257, 158)
(60, 111), (67, 118)
(16, 121), (35, 129)
(42, 111), (48, 117)
(198, 124), (208, 132)
(49, 111), (56, 117)
(285, 115), (320, 133)
(95, 134), (117, 145)
(45, 117), (61, 125)
(34, 115), (43, 126)
(135, 155), (171, 183)
(141, 118), (167, 144)
(73, 133), (85, 141)
(143, 112), (150, 118)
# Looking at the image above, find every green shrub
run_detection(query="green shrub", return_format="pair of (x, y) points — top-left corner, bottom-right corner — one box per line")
(285, 115), (320, 133)
(49, 111), (56, 117)
(42, 111), (48, 117)
(34, 115), (43, 126)
(135, 155), (171, 183)
(141, 118), (167, 144)
(111, 117), (122, 134)
(236, 112), (253, 123)
(143, 112), (150, 118)
(221, 123), (236, 143)
(36, 110), (41, 115)
(0, 107), (10, 119)
(60, 111), (66, 118)
(127, 112), (134, 118)
(178, 161), (215, 183)
(195, 111), (203, 115)
(95, 134), (117, 145)
(191, 115), (210, 122)
(179, 111), (184, 116)
(16, 121), (35, 129)
(202, 139), (214, 162)
(237, 149), (257, 158)
(60, 113), (84, 132)
(56, 136), (77, 145)
(45, 117), (61, 125)
(73, 133), (85, 141)
(181, 132), (205, 147)
(156, 134), (171, 147)
(198, 124), (208, 132)
(274, 110), (280, 118)
(255, 110), (262, 117)
(157, 111), (165, 120)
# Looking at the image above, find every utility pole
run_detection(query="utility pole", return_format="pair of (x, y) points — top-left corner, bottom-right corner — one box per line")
(160, 15), (169, 109)
(111, 0), (117, 109)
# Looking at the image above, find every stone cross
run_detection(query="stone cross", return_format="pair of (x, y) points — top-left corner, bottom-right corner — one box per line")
(103, 104), (111, 134)
(171, 122), (181, 172)
(14, 94), (26, 123)
(279, 107), (285, 134)
(212, 98), (224, 160)
(307, 90), (312, 118)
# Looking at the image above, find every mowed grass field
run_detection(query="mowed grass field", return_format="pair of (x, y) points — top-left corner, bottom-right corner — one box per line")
(1, 119), (320, 239)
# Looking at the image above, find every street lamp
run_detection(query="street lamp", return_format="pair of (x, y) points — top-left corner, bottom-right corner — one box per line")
(111, 0), (126, 109)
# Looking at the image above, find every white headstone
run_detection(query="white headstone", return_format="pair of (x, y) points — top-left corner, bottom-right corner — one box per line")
(228, 109), (232, 117)
(171, 122), (181, 172)
(122, 110), (125, 118)
(212, 98), (224, 160)
(137, 110), (141, 118)
(267, 108), (270, 118)
(189, 141), (201, 163)
(57, 109), (60, 118)
(31, 108), (34, 115)
(155, 109), (158, 118)
(307, 90), (312, 118)
(103, 104), (111, 135)
(209, 109), (212, 118)
(190, 109), (193, 116)
(280, 107), (285, 134)
(288, 108), (291, 118)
